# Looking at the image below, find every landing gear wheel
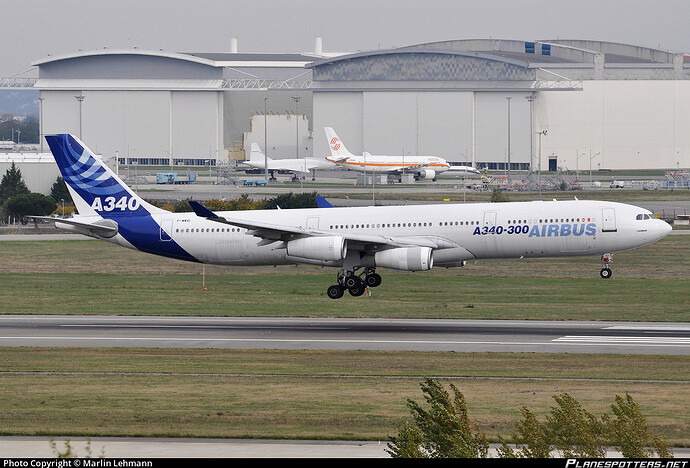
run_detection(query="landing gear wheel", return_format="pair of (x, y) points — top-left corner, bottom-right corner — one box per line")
(365, 273), (382, 288)
(348, 285), (365, 297)
(327, 284), (344, 299)
(600, 267), (612, 279)
(344, 275), (362, 290)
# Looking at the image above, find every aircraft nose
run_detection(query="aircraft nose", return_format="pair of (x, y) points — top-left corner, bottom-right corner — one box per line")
(658, 219), (672, 238)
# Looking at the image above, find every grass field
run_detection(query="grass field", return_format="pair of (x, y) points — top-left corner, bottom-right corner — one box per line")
(0, 236), (688, 320)
(315, 187), (690, 204)
(1, 348), (688, 444)
(0, 237), (688, 446)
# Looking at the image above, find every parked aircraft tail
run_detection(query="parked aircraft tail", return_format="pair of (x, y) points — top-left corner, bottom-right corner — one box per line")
(324, 127), (355, 159)
(249, 142), (271, 162)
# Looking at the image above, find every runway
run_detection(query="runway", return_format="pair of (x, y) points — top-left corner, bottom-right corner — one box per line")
(2, 315), (689, 355)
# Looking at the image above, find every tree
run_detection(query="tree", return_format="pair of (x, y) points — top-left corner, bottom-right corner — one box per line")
(390, 384), (673, 459)
(545, 393), (606, 458)
(6, 192), (56, 222)
(490, 187), (509, 202)
(260, 192), (318, 210)
(499, 406), (552, 458)
(0, 162), (30, 204)
(49, 176), (72, 204)
(386, 378), (489, 458)
(603, 393), (672, 458)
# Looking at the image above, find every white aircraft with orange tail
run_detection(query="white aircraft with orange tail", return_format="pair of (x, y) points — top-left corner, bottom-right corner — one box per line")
(324, 127), (480, 180)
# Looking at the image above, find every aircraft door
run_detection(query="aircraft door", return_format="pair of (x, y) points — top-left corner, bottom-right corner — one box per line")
(160, 219), (174, 241)
(483, 211), (497, 229)
(602, 208), (617, 232)
(307, 217), (320, 230)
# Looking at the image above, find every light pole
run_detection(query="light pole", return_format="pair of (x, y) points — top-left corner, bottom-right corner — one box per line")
(38, 97), (44, 153)
(264, 97), (268, 184)
(292, 96), (301, 189)
(536, 130), (547, 200)
(525, 95), (535, 172)
(74, 95), (85, 139)
(589, 150), (600, 189)
(506, 96), (511, 186)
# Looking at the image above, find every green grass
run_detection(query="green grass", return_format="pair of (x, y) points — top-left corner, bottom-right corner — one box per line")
(0, 237), (688, 445)
(1, 348), (688, 444)
(0, 236), (688, 320)
(0, 272), (687, 320)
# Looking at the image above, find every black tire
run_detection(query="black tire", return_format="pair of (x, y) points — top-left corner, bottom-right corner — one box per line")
(348, 286), (365, 297)
(366, 273), (382, 288)
(327, 284), (344, 299)
(600, 268), (612, 279)
(344, 275), (362, 289)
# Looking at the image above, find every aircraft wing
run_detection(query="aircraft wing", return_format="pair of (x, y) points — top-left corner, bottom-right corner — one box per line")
(25, 215), (119, 238)
(188, 201), (458, 250)
(398, 164), (428, 171)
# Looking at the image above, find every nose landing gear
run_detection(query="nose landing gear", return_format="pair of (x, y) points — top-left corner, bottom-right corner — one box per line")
(327, 268), (382, 299)
(600, 253), (613, 279)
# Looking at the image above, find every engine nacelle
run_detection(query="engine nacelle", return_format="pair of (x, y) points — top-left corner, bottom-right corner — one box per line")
(286, 236), (347, 262)
(374, 247), (433, 271)
(418, 169), (436, 180)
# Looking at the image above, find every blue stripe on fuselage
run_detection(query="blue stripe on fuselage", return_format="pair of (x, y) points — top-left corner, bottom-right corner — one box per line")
(107, 213), (199, 262)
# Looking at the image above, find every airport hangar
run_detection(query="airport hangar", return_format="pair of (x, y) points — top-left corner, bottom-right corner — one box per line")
(31, 39), (690, 179)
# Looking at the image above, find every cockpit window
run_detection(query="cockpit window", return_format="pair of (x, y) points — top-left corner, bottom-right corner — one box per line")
(636, 214), (644, 220)
(636, 213), (653, 220)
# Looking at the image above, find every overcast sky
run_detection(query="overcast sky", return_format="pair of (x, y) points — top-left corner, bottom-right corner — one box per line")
(3, 0), (690, 77)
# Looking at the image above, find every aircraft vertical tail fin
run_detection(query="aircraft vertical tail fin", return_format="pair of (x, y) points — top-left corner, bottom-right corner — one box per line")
(249, 142), (270, 162)
(324, 127), (354, 159)
(45, 134), (164, 217)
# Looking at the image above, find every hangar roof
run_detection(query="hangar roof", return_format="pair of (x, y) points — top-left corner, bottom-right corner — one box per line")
(32, 49), (217, 68)
(309, 39), (689, 86)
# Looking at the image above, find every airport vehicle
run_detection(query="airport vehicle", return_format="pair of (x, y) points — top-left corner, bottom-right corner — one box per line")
(324, 127), (480, 180)
(241, 142), (334, 180)
(156, 171), (196, 185)
(33, 134), (671, 299)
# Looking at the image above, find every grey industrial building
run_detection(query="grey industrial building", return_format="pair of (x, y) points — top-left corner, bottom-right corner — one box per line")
(31, 39), (690, 174)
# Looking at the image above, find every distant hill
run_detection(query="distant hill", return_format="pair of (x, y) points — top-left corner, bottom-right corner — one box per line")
(0, 90), (38, 117)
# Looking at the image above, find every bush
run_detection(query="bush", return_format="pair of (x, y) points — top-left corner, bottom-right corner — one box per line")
(490, 188), (509, 202)
(387, 378), (489, 458)
(390, 379), (673, 459)
(6, 192), (56, 222)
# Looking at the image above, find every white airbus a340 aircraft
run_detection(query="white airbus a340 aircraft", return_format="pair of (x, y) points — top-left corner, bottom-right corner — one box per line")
(241, 142), (334, 179)
(34, 134), (671, 299)
(324, 127), (480, 180)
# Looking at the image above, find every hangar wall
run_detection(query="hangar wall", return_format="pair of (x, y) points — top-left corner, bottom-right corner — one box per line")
(314, 91), (532, 169)
(41, 89), (223, 165)
(538, 81), (690, 170)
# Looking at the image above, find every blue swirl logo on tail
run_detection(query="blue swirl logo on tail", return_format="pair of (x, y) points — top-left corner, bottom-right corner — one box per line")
(45, 134), (197, 263)
(46, 134), (146, 215)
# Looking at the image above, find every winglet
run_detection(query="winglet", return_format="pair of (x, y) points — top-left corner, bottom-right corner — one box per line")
(316, 196), (334, 208)
(189, 200), (220, 218)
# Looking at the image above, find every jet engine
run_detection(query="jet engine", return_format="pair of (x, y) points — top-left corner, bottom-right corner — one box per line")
(286, 236), (347, 262)
(374, 247), (433, 271)
(417, 169), (436, 180)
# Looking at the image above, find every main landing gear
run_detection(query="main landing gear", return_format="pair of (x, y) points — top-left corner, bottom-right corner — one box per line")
(600, 253), (614, 279)
(327, 268), (382, 299)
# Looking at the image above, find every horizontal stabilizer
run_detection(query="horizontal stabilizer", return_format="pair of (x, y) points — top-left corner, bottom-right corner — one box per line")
(26, 216), (119, 238)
